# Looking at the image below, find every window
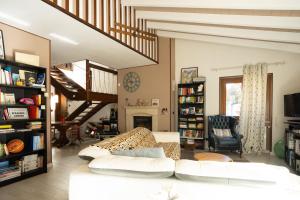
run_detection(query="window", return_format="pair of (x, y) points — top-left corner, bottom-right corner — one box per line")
(219, 76), (243, 116)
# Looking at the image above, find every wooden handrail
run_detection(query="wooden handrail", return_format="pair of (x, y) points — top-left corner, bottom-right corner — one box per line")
(44, 0), (158, 62)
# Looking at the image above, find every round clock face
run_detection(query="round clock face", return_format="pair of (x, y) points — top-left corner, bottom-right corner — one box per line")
(123, 72), (140, 92)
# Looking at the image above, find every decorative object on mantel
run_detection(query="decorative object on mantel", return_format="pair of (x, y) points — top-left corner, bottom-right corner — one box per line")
(135, 98), (149, 106)
(181, 67), (198, 84)
(123, 72), (140, 92)
(0, 30), (5, 59)
(151, 99), (160, 107)
(161, 108), (168, 115)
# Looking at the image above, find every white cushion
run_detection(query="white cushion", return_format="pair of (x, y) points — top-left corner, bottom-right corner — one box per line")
(89, 155), (175, 178)
(175, 160), (289, 185)
(78, 146), (111, 160)
(213, 128), (232, 137)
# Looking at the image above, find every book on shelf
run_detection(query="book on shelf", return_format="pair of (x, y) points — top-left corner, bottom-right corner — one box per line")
(28, 105), (41, 120)
(196, 96), (204, 103)
(188, 123), (196, 129)
(196, 117), (204, 121)
(197, 84), (204, 93)
(0, 90), (16, 105)
(189, 107), (196, 115)
(27, 121), (43, 129)
(178, 87), (195, 95)
(32, 95), (42, 105)
(0, 129), (15, 134)
(197, 123), (204, 129)
(17, 154), (43, 173)
(287, 132), (295, 149)
(32, 134), (44, 151)
(0, 165), (21, 182)
(187, 118), (196, 122)
(195, 108), (203, 115)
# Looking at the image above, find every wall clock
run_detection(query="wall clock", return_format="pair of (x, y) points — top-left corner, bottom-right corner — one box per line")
(123, 72), (140, 92)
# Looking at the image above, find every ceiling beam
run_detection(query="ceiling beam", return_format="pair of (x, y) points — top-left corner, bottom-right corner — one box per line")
(157, 30), (300, 54)
(136, 11), (300, 30)
(147, 21), (300, 44)
(122, 0), (300, 10)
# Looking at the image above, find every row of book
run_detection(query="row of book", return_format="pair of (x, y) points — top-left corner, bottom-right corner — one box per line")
(18, 154), (43, 173)
(180, 107), (203, 115)
(179, 129), (204, 139)
(179, 122), (204, 129)
(27, 121), (43, 129)
(0, 164), (21, 182)
(178, 87), (195, 95)
(32, 135), (44, 151)
(178, 96), (204, 104)
(0, 65), (45, 87)
(179, 117), (204, 122)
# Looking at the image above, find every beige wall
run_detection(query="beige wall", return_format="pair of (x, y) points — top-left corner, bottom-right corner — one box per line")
(175, 39), (300, 151)
(0, 22), (51, 163)
(118, 37), (172, 132)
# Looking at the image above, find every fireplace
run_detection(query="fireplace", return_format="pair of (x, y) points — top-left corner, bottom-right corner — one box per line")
(125, 106), (158, 131)
(134, 116), (152, 131)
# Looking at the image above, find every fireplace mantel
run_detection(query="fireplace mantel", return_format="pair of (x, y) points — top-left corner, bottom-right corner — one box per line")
(125, 106), (158, 131)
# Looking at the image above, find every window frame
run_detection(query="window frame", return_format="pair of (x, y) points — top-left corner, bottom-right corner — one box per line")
(219, 76), (243, 116)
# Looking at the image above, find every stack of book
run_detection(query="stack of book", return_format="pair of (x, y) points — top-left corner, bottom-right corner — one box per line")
(0, 161), (21, 182)
(0, 125), (15, 134)
(18, 154), (43, 173)
(0, 91), (15, 104)
(27, 121), (42, 129)
(32, 135), (44, 150)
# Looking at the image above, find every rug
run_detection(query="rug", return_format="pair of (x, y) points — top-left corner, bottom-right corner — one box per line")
(181, 149), (249, 162)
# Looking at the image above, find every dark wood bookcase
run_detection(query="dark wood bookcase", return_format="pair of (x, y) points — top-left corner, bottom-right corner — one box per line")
(178, 82), (205, 149)
(285, 121), (300, 175)
(0, 59), (48, 187)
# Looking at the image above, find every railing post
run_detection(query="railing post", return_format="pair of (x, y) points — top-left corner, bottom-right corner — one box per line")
(107, 0), (111, 34)
(86, 60), (91, 101)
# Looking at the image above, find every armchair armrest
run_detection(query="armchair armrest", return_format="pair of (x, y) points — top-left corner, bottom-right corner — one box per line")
(152, 132), (180, 144)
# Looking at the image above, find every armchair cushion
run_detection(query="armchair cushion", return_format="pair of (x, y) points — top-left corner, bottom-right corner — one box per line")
(217, 137), (239, 146)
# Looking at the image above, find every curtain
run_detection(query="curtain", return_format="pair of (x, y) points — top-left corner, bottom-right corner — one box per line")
(240, 63), (268, 153)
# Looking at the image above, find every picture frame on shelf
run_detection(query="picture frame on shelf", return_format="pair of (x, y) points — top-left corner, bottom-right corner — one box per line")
(0, 30), (5, 60)
(181, 67), (198, 84)
(151, 98), (159, 107)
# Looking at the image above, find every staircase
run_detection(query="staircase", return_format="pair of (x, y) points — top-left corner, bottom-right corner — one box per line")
(51, 60), (118, 128)
(66, 101), (110, 126)
(51, 66), (86, 100)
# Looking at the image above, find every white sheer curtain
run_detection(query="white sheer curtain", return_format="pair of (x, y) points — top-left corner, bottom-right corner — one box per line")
(240, 63), (268, 153)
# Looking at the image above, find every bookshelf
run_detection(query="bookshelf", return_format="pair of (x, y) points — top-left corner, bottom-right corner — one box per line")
(0, 58), (47, 186)
(285, 121), (300, 175)
(178, 82), (205, 149)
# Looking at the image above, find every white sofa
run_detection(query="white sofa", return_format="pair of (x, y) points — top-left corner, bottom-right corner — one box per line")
(70, 132), (300, 200)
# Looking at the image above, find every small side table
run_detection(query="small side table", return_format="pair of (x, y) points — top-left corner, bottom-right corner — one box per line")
(194, 152), (233, 162)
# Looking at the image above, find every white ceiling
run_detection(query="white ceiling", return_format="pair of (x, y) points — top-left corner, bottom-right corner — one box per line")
(123, 0), (300, 54)
(0, 0), (156, 69)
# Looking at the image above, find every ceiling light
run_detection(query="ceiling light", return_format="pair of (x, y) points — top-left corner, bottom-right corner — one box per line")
(0, 12), (30, 27)
(49, 33), (79, 45)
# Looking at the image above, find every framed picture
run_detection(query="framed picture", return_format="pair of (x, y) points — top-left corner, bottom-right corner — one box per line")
(0, 30), (5, 59)
(151, 99), (159, 107)
(181, 67), (198, 83)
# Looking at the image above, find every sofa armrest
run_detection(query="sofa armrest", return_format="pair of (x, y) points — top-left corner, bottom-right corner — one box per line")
(152, 132), (180, 144)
